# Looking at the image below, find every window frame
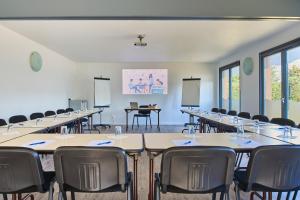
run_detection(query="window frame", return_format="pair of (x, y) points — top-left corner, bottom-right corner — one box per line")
(219, 61), (241, 112)
(259, 37), (300, 118)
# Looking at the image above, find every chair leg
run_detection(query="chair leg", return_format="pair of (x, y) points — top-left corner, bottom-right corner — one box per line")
(3, 194), (8, 200)
(220, 192), (225, 200)
(212, 193), (216, 200)
(146, 117), (148, 130)
(71, 192), (75, 200)
(277, 192), (281, 200)
(154, 177), (160, 200)
(137, 117), (139, 128)
(48, 181), (55, 200)
(268, 192), (272, 200)
(234, 182), (241, 200)
(132, 116), (135, 130)
(149, 116), (152, 128)
(286, 192), (291, 200)
(292, 191), (298, 200)
(226, 192), (230, 200)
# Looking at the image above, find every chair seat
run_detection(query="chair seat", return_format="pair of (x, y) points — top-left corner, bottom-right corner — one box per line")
(234, 169), (300, 193)
(4, 171), (56, 194)
(134, 114), (150, 117)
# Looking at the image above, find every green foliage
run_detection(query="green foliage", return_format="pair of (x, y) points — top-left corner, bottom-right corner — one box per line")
(270, 64), (300, 102)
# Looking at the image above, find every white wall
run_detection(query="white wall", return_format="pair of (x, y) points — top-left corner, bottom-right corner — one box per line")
(0, 25), (82, 121)
(216, 23), (300, 116)
(80, 62), (217, 125)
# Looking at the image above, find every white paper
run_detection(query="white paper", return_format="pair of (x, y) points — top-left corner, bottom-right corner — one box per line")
(88, 140), (113, 147)
(23, 140), (53, 148)
(173, 139), (199, 146)
(232, 138), (260, 148)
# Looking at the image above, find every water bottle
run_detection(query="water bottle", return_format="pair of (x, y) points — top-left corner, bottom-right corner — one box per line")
(60, 126), (68, 135)
(115, 126), (122, 136)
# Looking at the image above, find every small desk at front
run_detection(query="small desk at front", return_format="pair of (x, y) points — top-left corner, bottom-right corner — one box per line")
(124, 107), (161, 132)
(0, 133), (143, 200)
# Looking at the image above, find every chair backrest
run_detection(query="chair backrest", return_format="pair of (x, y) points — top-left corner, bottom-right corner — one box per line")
(245, 145), (300, 192)
(65, 108), (74, 113)
(57, 109), (66, 114)
(44, 110), (56, 117)
(211, 108), (219, 113)
(160, 146), (236, 193)
(0, 147), (45, 193)
(138, 105), (151, 115)
(227, 110), (237, 116)
(30, 112), (45, 120)
(270, 118), (296, 127)
(0, 119), (7, 126)
(9, 115), (27, 124)
(54, 147), (128, 192)
(238, 112), (251, 119)
(219, 109), (227, 114)
(252, 115), (269, 122)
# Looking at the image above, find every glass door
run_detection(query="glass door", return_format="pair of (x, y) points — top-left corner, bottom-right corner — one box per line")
(263, 53), (282, 119)
(287, 46), (300, 122)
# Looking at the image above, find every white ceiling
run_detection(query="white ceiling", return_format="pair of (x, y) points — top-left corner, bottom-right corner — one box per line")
(1, 20), (298, 63)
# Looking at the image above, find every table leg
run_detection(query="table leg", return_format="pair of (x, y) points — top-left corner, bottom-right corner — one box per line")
(148, 155), (154, 200)
(126, 111), (129, 132)
(133, 154), (138, 200)
(157, 111), (160, 131)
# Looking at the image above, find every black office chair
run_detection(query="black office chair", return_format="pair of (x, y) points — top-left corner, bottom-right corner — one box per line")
(0, 147), (55, 200)
(132, 105), (152, 129)
(0, 119), (7, 126)
(54, 147), (133, 200)
(57, 109), (66, 114)
(219, 109), (227, 114)
(237, 112), (251, 119)
(234, 145), (300, 200)
(211, 108), (219, 113)
(65, 108), (74, 113)
(30, 112), (45, 120)
(45, 111), (56, 117)
(270, 118), (296, 127)
(154, 146), (236, 200)
(9, 115), (27, 124)
(252, 115), (269, 122)
(227, 110), (237, 116)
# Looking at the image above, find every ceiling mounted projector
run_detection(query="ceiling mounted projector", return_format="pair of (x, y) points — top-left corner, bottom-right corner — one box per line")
(134, 34), (147, 47)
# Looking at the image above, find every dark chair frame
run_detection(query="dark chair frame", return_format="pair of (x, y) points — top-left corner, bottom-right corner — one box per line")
(0, 119), (7, 126)
(154, 146), (236, 200)
(8, 115), (27, 124)
(30, 112), (45, 120)
(54, 146), (133, 200)
(270, 118), (296, 127)
(0, 147), (55, 200)
(252, 115), (269, 123)
(132, 105), (152, 130)
(234, 145), (300, 200)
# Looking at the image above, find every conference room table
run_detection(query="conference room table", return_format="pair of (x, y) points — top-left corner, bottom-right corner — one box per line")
(144, 132), (290, 200)
(180, 109), (300, 142)
(125, 107), (162, 132)
(0, 109), (99, 143)
(0, 133), (143, 200)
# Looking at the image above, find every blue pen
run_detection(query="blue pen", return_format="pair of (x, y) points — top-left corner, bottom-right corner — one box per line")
(244, 140), (252, 144)
(29, 141), (45, 146)
(97, 141), (111, 146)
(183, 141), (191, 145)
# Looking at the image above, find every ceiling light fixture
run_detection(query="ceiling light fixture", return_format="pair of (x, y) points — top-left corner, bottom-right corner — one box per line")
(134, 34), (147, 47)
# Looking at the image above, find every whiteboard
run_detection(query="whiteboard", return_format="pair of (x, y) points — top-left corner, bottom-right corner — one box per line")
(94, 77), (111, 107)
(181, 78), (201, 107)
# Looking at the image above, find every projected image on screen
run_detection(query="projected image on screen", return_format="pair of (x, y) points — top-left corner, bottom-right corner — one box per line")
(123, 69), (168, 94)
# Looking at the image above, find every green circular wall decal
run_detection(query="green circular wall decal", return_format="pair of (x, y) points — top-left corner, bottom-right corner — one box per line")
(30, 52), (43, 72)
(243, 57), (254, 75)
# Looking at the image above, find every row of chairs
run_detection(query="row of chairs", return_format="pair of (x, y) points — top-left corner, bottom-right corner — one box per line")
(1, 145), (300, 200)
(0, 108), (75, 126)
(210, 107), (300, 128)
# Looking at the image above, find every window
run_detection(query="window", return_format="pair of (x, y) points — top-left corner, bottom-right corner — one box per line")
(260, 38), (300, 122)
(219, 61), (240, 112)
